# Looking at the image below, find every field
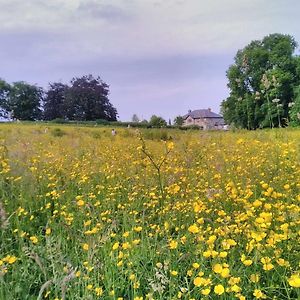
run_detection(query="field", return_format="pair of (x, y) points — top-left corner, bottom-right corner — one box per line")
(0, 124), (299, 300)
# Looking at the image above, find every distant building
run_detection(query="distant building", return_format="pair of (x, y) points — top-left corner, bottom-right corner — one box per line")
(182, 108), (226, 130)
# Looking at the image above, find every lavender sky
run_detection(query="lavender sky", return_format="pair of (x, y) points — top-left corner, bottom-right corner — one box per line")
(1, 0), (300, 121)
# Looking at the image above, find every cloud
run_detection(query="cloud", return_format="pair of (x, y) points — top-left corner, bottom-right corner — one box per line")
(77, 2), (133, 22)
(0, 0), (300, 120)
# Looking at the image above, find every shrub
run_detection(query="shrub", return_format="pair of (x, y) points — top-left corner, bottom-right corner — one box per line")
(51, 128), (66, 137)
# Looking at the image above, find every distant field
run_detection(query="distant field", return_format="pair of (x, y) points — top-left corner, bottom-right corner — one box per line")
(0, 124), (299, 299)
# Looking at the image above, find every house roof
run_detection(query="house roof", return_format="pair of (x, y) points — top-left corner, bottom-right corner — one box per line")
(183, 109), (223, 119)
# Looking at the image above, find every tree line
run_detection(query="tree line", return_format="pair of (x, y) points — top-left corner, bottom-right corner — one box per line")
(0, 75), (118, 121)
(221, 33), (300, 128)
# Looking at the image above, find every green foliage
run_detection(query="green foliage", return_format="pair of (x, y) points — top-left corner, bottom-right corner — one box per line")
(64, 75), (118, 121)
(8, 82), (43, 121)
(222, 33), (299, 129)
(289, 86), (300, 126)
(149, 115), (167, 127)
(141, 129), (172, 141)
(50, 128), (66, 137)
(0, 78), (11, 118)
(43, 83), (67, 121)
(173, 116), (184, 126)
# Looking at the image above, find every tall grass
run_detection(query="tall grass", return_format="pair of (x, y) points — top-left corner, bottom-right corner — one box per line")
(0, 124), (299, 299)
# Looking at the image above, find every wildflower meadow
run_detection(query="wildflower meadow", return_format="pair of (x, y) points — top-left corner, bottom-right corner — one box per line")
(0, 124), (299, 300)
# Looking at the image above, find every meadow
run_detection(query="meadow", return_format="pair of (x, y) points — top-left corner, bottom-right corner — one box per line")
(0, 124), (299, 300)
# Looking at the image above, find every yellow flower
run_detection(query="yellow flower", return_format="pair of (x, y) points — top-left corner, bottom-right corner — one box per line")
(129, 274), (136, 280)
(220, 267), (230, 278)
(171, 270), (178, 276)
(201, 288), (211, 295)
(250, 273), (260, 283)
(117, 260), (123, 267)
(123, 231), (130, 237)
(253, 289), (266, 299)
(167, 142), (174, 151)
(263, 263), (274, 271)
(45, 228), (51, 235)
(213, 264), (223, 274)
(134, 226), (143, 232)
(192, 263), (200, 269)
(112, 242), (119, 250)
(82, 243), (89, 251)
(188, 224), (199, 234)
(77, 199), (85, 206)
(5, 255), (17, 264)
(288, 273), (300, 288)
(219, 251), (227, 258)
(122, 242), (131, 249)
(133, 239), (141, 245)
(169, 240), (178, 250)
(193, 277), (204, 287)
(243, 259), (253, 266)
(30, 236), (38, 244)
(214, 284), (225, 295)
(231, 284), (241, 292)
(95, 287), (103, 296)
(75, 271), (81, 277)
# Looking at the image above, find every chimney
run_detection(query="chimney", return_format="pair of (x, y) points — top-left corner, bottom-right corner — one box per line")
(208, 108), (211, 112)
(188, 109), (192, 113)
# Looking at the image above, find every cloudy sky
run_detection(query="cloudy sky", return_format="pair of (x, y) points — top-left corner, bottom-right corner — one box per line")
(1, 0), (300, 121)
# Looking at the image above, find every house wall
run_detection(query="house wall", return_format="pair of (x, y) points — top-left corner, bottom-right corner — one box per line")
(183, 117), (224, 129)
(184, 116), (195, 126)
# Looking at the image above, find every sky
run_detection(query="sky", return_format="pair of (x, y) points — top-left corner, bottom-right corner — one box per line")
(1, 0), (300, 121)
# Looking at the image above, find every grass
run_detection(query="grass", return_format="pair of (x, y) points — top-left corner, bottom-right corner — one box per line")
(0, 123), (299, 299)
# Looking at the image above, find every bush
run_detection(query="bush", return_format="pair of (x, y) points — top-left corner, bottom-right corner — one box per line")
(51, 118), (68, 124)
(51, 128), (66, 137)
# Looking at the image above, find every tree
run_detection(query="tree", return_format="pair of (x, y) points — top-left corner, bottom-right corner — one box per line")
(64, 75), (118, 121)
(0, 79), (11, 118)
(173, 115), (184, 126)
(149, 115), (167, 127)
(221, 33), (298, 129)
(43, 82), (68, 120)
(289, 86), (300, 126)
(132, 114), (140, 123)
(8, 82), (43, 120)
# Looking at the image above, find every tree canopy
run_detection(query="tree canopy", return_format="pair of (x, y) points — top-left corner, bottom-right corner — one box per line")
(149, 115), (167, 127)
(43, 82), (67, 121)
(221, 33), (300, 129)
(8, 82), (43, 121)
(44, 75), (118, 121)
(0, 75), (118, 122)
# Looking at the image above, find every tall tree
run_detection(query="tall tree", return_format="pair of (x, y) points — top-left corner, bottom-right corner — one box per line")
(43, 82), (68, 120)
(173, 115), (184, 126)
(64, 75), (118, 121)
(132, 114), (140, 122)
(221, 33), (298, 129)
(149, 115), (167, 127)
(289, 86), (300, 126)
(0, 79), (11, 118)
(8, 82), (43, 120)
